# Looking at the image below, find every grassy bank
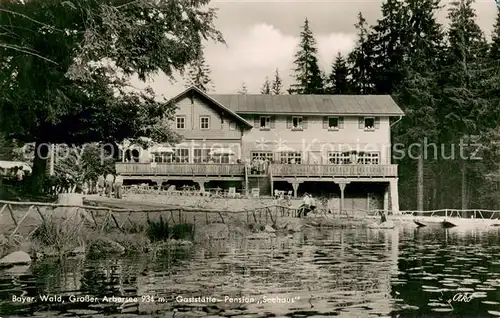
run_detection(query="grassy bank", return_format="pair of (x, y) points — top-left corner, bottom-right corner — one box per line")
(0, 213), (199, 263)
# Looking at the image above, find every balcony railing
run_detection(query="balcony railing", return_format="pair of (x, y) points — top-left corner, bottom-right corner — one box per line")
(270, 164), (398, 178)
(116, 163), (245, 177)
(116, 163), (398, 178)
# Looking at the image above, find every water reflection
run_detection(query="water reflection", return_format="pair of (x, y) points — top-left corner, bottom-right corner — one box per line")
(0, 226), (499, 317)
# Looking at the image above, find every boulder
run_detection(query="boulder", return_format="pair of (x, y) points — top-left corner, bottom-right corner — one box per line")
(0, 251), (31, 267)
(379, 221), (395, 229)
(88, 237), (125, 259)
(264, 225), (276, 233)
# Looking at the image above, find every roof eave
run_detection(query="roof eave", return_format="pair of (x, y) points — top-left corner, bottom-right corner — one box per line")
(234, 111), (405, 117)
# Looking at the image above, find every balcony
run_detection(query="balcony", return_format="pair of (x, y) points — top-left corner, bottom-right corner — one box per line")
(116, 163), (245, 177)
(270, 164), (398, 178)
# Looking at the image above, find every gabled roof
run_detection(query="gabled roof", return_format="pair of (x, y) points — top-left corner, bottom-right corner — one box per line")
(209, 94), (404, 116)
(168, 87), (253, 127)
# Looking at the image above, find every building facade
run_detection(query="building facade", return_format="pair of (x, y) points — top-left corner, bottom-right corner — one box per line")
(116, 86), (404, 214)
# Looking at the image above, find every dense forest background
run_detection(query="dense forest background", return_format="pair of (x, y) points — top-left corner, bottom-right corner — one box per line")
(237, 0), (500, 211)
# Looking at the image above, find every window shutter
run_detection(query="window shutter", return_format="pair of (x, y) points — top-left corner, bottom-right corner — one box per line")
(358, 117), (364, 129)
(322, 116), (328, 129)
(339, 117), (344, 129)
(270, 116), (276, 128)
(302, 117), (307, 129)
(374, 117), (380, 129)
(286, 116), (292, 129)
(254, 116), (259, 127)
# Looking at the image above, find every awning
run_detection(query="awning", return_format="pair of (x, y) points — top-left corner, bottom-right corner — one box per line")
(150, 145), (174, 153)
(209, 148), (235, 156)
(0, 161), (32, 173)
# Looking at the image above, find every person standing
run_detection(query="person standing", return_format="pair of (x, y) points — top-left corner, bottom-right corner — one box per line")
(105, 173), (114, 198)
(97, 174), (105, 196)
(114, 174), (123, 199)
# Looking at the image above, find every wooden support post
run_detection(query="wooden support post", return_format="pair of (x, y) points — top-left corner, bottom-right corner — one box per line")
(335, 180), (350, 215)
(289, 181), (301, 198)
(390, 178), (400, 215)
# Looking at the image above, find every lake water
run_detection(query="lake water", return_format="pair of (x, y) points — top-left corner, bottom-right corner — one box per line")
(1, 226), (500, 317)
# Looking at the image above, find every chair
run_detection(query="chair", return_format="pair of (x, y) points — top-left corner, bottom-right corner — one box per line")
(228, 187), (236, 198)
(251, 188), (260, 197)
(287, 190), (293, 199)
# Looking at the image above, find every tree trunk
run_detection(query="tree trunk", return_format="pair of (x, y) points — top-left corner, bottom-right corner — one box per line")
(461, 159), (468, 211)
(28, 141), (49, 194)
(417, 149), (424, 214)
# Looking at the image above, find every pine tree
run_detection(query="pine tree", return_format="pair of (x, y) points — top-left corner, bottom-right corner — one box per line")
(184, 50), (214, 92)
(327, 53), (350, 94)
(392, 0), (445, 211)
(261, 77), (271, 94)
(289, 18), (324, 94)
(347, 13), (375, 94)
(238, 82), (248, 95)
(491, 9), (500, 58)
(271, 68), (283, 94)
(441, 0), (490, 209)
(369, 0), (411, 94)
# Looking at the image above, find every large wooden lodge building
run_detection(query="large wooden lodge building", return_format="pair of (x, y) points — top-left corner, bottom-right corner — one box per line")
(116, 86), (404, 214)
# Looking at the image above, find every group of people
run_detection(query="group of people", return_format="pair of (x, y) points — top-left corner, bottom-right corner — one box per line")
(298, 192), (316, 217)
(250, 157), (271, 175)
(95, 173), (124, 198)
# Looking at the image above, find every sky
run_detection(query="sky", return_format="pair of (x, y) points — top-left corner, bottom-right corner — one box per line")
(133, 0), (498, 99)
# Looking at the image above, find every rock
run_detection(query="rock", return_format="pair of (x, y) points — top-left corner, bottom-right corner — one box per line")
(0, 251), (31, 267)
(285, 220), (303, 232)
(88, 238), (125, 259)
(264, 225), (275, 233)
(379, 221), (395, 229)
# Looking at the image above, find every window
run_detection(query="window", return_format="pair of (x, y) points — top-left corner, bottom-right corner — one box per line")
(358, 152), (380, 164)
(292, 116), (303, 129)
(328, 151), (350, 165)
(260, 116), (271, 129)
(251, 151), (274, 161)
(193, 148), (210, 163)
(213, 154), (230, 164)
(176, 116), (186, 129)
(200, 116), (210, 129)
(280, 152), (302, 164)
(328, 117), (339, 130)
(153, 153), (173, 163)
(229, 122), (236, 131)
(174, 148), (189, 163)
(364, 117), (375, 130)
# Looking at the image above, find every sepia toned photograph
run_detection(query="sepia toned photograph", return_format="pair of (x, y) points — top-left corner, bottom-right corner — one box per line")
(1, 0), (500, 317)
